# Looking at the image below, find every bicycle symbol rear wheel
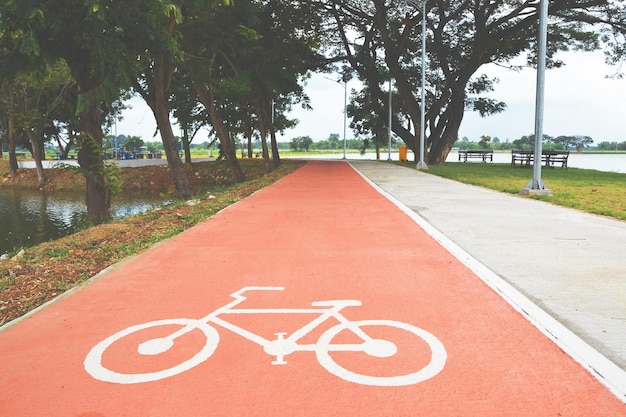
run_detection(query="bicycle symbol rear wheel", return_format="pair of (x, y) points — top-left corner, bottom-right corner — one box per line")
(84, 318), (219, 384)
(315, 319), (446, 386)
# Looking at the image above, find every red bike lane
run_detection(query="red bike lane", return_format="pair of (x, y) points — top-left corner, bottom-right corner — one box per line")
(1, 161), (624, 416)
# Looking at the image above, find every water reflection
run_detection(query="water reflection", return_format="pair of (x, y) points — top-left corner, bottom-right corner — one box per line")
(0, 189), (168, 255)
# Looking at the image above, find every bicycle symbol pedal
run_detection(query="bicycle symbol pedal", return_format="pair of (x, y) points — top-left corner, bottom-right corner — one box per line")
(84, 286), (447, 386)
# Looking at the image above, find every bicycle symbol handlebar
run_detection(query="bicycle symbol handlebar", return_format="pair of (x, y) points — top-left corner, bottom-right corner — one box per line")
(84, 286), (447, 386)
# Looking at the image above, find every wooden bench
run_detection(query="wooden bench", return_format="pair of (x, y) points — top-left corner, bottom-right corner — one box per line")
(511, 150), (569, 168)
(542, 150), (569, 168)
(458, 149), (493, 163)
(511, 150), (533, 167)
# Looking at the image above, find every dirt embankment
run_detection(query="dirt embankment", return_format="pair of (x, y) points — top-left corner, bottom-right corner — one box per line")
(0, 160), (249, 194)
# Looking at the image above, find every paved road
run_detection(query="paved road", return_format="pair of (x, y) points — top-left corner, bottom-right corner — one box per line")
(351, 160), (626, 369)
(0, 160), (624, 416)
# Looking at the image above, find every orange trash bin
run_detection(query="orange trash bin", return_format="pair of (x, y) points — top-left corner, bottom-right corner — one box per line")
(398, 145), (408, 161)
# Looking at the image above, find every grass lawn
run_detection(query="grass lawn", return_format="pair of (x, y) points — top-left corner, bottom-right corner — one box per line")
(399, 162), (626, 221)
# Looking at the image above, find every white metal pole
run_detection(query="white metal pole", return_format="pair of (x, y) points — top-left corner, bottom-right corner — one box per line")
(343, 80), (347, 159)
(417, 0), (428, 169)
(522, 0), (551, 194)
(388, 78), (393, 161)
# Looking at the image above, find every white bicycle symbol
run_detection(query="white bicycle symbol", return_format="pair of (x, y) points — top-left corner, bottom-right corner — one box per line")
(84, 286), (446, 386)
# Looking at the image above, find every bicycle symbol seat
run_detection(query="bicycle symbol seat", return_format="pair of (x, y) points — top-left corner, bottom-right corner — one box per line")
(84, 286), (447, 386)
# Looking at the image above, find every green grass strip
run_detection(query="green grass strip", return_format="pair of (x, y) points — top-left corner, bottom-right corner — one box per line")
(399, 162), (626, 221)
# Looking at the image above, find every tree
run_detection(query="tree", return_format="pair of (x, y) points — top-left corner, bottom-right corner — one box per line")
(328, 133), (340, 149)
(0, 0), (133, 223)
(123, 1), (198, 200)
(170, 75), (208, 164)
(596, 141), (624, 151)
(0, 82), (22, 175)
(290, 136), (314, 151)
(554, 135), (594, 151)
(123, 136), (145, 152)
(180, 0), (326, 176)
(180, 0), (248, 182)
(12, 61), (77, 188)
(478, 135), (492, 149)
(321, 0), (625, 164)
(512, 133), (555, 150)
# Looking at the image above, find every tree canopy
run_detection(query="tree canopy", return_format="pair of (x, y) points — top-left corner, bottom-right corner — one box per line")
(0, 0), (328, 222)
(1, 0), (625, 222)
(317, 0), (626, 163)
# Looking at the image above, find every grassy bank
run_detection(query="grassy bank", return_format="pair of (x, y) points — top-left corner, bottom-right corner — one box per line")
(0, 160), (304, 325)
(400, 162), (626, 221)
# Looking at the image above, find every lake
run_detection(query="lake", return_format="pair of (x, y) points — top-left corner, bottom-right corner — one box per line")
(0, 189), (168, 255)
(448, 151), (626, 173)
(301, 150), (626, 173)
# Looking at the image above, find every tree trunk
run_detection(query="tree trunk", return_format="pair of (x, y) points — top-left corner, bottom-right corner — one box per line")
(246, 127), (254, 159)
(197, 89), (245, 182)
(7, 138), (18, 175)
(182, 128), (192, 164)
(179, 120), (192, 164)
(77, 104), (110, 224)
(26, 131), (46, 188)
(155, 105), (193, 199)
(7, 86), (18, 175)
(270, 126), (280, 169)
(152, 57), (193, 200)
(259, 130), (271, 174)
(255, 98), (272, 174)
(428, 88), (466, 164)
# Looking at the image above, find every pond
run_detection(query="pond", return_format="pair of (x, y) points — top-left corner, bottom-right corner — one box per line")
(0, 189), (169, 255)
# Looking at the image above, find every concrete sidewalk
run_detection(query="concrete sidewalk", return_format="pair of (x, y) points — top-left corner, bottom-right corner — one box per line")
(351, 160), (626, 373)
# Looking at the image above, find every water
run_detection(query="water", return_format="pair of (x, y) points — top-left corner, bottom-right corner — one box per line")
(446, 151), (626, 173)
(302, 151), (626, 173)
(0, 190), (168, 255)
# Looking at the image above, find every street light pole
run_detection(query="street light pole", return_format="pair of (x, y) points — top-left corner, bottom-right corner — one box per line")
(324, 76), (348, 160)
(521, 0), (552, 195)
(406, 0), (428, 169)
(416, 0), (428, 169)
(388, 78), (393, 161)
(343, 79), (347, 160)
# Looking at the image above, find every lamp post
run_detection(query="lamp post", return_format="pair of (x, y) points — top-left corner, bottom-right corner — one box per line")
(417, 0), (428, 169)
(388, 78), (393, 161)
(324, 76), (348, 159)
(521, 0), (552, 195)
(406, 0), (428, 169)
(342, 78), (347, 160)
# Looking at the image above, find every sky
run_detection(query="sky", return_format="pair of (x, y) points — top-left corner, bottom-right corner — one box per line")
(117, 50), (626, 146)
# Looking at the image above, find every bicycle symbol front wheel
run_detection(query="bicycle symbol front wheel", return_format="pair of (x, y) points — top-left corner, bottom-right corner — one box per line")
(315, 319), (446, 386)
(84, 318), (219, 384)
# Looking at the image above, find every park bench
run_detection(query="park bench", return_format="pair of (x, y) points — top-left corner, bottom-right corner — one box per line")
(542, 150), (570, 168)
(511, 150), (533, 167)
(511, 150), (569, 168)
(458, 149), (493, 163)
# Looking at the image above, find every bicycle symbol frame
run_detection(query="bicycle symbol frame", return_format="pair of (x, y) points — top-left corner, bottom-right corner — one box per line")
(84, 286), (447, 386)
